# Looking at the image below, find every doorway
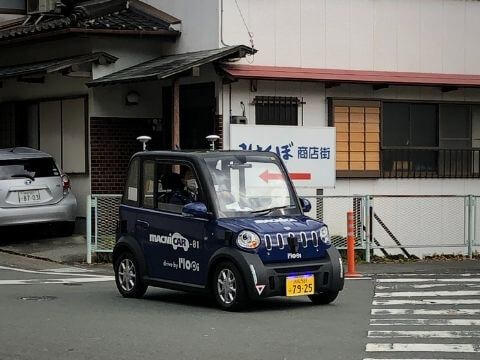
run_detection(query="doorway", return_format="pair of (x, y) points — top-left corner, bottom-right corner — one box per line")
(162, 82), (216, 150)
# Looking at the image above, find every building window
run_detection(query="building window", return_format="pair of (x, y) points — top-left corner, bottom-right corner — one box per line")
(332, 101), (381, 177)
(254, 96), (299, 126)
(382, 102), (478, 178)
(331, 99), (480, 179)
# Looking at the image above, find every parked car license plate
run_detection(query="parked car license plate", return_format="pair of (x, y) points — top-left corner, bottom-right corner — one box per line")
(286, 275), (315, 296)
(18, 190), (41, 203)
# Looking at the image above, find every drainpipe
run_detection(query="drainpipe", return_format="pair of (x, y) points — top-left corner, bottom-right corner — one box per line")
(220, 0), (230, 47)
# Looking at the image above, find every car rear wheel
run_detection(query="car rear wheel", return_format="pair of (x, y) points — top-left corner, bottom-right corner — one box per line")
(114, 252), (147, 298)
(213, 262), (248, 311)
(308, 290), (339, 305)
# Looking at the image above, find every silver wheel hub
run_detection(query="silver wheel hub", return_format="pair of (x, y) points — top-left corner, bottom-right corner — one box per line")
(118, 258), (136, 292)
(217, 268), (237, 304)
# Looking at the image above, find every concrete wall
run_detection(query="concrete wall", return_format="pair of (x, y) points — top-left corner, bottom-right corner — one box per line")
(221, 0), (480, 74)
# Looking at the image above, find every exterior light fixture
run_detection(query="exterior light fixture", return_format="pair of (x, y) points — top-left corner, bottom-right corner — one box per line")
(126, 91), (140, 105)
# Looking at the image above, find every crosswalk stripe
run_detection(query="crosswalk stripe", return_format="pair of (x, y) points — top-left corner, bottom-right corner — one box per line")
(370, 318), (480, 326)
(368, 330), (480, 338)
(365, 343), (480, 352)
(377, 278), (480, 283)
(376, 273), (480, 277)
(371, 308), (480, 316)
(364, 358), (470, 360)
(374, 290), (480, 298)
(373, 299), (480, 305)
(377, 283), (480, 290)
(0, 277), (114, 285)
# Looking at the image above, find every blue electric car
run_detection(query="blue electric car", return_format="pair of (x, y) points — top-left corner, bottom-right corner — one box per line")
(113, 150), (344, 310)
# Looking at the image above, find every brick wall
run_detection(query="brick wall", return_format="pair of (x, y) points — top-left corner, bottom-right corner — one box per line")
(90, 117), (163, 194)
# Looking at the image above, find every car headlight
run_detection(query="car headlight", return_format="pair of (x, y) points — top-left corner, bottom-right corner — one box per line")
(319, 226), (331, 245)
(236, 230), (261, 250)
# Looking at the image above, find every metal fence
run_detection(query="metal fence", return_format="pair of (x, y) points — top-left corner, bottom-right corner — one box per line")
(86, 193), (479, 263)
(86, 194), (122, 264)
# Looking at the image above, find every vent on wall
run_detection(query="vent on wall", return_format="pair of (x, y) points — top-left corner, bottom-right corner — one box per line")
(27, 0), (56, 14)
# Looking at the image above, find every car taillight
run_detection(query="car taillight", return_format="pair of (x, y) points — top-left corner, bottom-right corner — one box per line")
(62, 174), (71, 194)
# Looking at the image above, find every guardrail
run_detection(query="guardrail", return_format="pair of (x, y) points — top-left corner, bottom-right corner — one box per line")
(86, 194), (478, 263)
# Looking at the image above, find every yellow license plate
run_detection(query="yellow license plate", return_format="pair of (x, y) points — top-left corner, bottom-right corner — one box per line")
(286, 275), (315, 297)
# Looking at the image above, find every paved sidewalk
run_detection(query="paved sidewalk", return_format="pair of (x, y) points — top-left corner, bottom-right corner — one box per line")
(358, 259), (480, 275)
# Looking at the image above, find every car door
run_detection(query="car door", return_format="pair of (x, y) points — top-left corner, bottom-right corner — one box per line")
(135, 159), (210, 286)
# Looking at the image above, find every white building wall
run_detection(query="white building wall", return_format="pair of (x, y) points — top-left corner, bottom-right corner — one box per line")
(147, 0), (220, 53)
(221, 0), (480, 74)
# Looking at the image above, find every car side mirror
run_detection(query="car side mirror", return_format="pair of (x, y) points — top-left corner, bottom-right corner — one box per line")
(299, 197), (312, 213)
(182, 202), (209, 219)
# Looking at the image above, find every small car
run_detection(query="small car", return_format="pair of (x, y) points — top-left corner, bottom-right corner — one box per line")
(113, 150), (344, 310)
(0, 147), (77, 235)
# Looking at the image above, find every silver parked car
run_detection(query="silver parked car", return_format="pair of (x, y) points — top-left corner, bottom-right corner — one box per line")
(0, 147), (77, 235)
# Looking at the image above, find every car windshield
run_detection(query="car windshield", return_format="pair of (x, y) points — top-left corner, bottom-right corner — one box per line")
(204, 154), (299, 218)
(0, 158), (59, 180)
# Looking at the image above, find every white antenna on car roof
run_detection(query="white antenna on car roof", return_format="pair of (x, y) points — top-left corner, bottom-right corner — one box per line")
(206, 135), (220, 151)
(136, 135), (152, 151)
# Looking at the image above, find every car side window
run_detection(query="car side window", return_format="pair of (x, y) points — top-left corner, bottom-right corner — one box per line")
(142, 160), (155, 209)
(123, 158), (139, 206)
(156, 162), (200, 213)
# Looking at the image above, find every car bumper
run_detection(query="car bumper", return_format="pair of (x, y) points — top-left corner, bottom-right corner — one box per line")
(0, 192), (77, 226)
(237, 247), (345, 300)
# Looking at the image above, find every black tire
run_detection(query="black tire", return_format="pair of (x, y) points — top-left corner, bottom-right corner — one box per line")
(212, 261), (249, 311)
(114, 252), (147, 298)
(308, 290), (339, 305)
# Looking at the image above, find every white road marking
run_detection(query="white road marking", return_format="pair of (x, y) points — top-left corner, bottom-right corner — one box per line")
(371, 308), (480, 316)
(365, 343), (480, 353)
(370, 318), (480, 326)
(373, 299), (480, 305)
(374, 290), (480, 298)
(377, 278), (480, 283)
(376, 273), (480, 277)
(368, 330), (480, 338)
(377, 283), (480, 290)
(364, 359), (469, 360)
(42, 267), (94, 273)
(0, 265), (105, 277)
(345, 276), (372, 280)
(0, 276), (114, 285)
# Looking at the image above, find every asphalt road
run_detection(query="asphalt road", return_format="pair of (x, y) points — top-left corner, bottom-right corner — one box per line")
(3, 252), (480, 360)
(0, 253), (373, 360)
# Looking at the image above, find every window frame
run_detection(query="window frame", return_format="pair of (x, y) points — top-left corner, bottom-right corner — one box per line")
(122, 157), (140, 207)
(137, 158), (206, 215)
(254, 96), (300, 126)
(329, 97), (480, 179)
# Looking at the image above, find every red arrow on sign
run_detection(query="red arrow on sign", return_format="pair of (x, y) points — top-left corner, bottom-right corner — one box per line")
(259, 170), (311, 183)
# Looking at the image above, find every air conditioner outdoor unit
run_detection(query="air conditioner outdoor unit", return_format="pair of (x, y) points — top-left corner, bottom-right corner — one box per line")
(27, 0), (57, 14)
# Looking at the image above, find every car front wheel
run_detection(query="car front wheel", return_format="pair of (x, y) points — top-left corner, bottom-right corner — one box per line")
(114, 252), (147, 298)
(213, 262), (248, 311)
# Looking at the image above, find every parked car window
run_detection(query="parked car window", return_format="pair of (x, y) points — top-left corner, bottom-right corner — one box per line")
(142, 160), (155, 209)
(0, 158), (59, 180)
(123, 158), (139, 206)
(156, 163), (200, 213)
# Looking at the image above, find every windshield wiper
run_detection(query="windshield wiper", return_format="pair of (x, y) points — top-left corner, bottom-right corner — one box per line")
(251, 205), (293, 216)
(11, 173), (35, 181)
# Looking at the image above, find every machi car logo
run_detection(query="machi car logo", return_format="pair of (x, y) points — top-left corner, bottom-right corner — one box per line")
(149, 232), (189, 251)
